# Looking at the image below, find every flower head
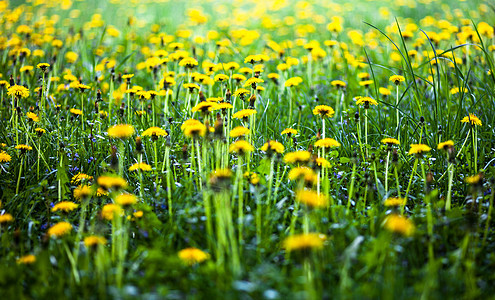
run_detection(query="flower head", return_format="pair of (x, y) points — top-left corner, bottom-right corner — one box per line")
(26, 112), (39, 122)
(0, 151), (12, 163)
(52, 201), (79, 213)
(97, 175), (128, 191)
(233, 109), (257, 119)
(383, 197), (406, 207)
(461, 114), (482, 126)
(0, 213), (14, 223)
(70, 108), (83, 116)
(314, 138), (341, 148)
(115, 193), (138, 206)
(129, 162), (152, 172)
(289, 168), (317, 185)
(229, 126), (250, 138)
(383, 214), (415, 236)
(84, 235), (107, 247)
(73, 184), (93, 200)
(7, 85), (29, 98)
(47, 222), (73, 238)
(408, 144), (431, 156)
(381, 138), (400, 146)
(284, 151), (311, 164)
(355, 96), (378, 106)
(283, 233), (326, 252)
(101, 204), (123, 221)
(281, 128), (297, 136)
(389, 75), (405, 85)
(295, 189), (329, 207)
(229, 140), (254, 154)
(261, 140), (284, 154)
(178, 248), (210, 265)
(437, 140), (454, 150)
(284, 76), (303, 87)
(313, 105), (334, 118)
(108, 124), (135, 139)
(17, 254), (36, 264)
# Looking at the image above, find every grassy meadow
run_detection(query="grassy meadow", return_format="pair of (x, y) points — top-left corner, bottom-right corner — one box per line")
(1, 0), (495, 298)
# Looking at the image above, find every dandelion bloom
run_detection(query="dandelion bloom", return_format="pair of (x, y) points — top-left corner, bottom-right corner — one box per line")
(183, 83), (200, 92)
(243, 77), (264, 88)
(313, 105), (335, 118)
(215, 102), (233, 110)
(115, 193), (138, 206)
(284, 76), (303, 87)
(232, 109), (257, 119)
(281, 128), (297, 136)
(97, 175), (128, 190)
(355, 96), (378, 106)
(70, 108), (83, 116)
(383, 197), (406, 207)
(26, 112), (39, 122)
(183, 122), (207, 138)
(289, 168), (317, 185)
(209, 168), (233, 187)
(52, 201), (79, 213)
(35, 128), (46, 136)
(461, 114), (482, 126)
(214, 74), (229, 82)
(84, 235), (107, 247)
(233, 88), (250, 98)
(129, 162), (152, 172)
(47, 222), (73, 238)
(379, 87), (391, 96)
(192, 101), (216, 113)
(450, 87), (468, 95)
(261, 140), (284, 154)
(230, 126), (250, 138)
(283, 233), (326, 252)
(179, 57), (198, 68)
(330, 80), (346, 88)
(101, 204), (123, 221)
(408, 144), (431, 156)
(73, 185), (93, 200)
(315, 157), (331, 168)
(122, 74), (134, 80)
(0, 151), (11, 163)
(389, 75), (405, 85)
(465, 174), (482, 185)
(437, 140), (454, 150)
(0, 213), (14, 223)
(178, 247), (210, 265)
(295, 189), (329, 207)
(15, 144), (33, 152)
(229, 140), (254, 154)
(36, 63), (50, 71)
(17, 254), (36, 264)
(381, 138), (400, 145)
(71, 172), (93, 184)
(7, 85), (29, 98)
(314, 138), (341, 148)
(108, 124), (135, 139)
(142, 127), (168, 139)
(384, 214), (415, 236)
(284, 151), (311, 164)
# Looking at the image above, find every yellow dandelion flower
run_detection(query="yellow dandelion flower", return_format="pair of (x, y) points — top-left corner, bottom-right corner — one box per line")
(314, 138), (341, 148)
(261, 140), (285, 154)
(230, 126), (250, 138)
(437, 140), (454, 150)
(142, 127), (168, 138)
(229, 140), (254, 154)
(47, 222), (73, 238)
(73, 184), (93, 200)
(108, 124), (135, 139)
(17, 254), (36, 264)
(383, 214), (415, 236)
(0, 151), (12, 163)
(84, 235), (107, 247)
(26, 112), (39, 122)
(408, 144), (431, 155)
(129, 162), (152, 172)
(295, 189), (329, 207)
(0, 213), (14, 223)
(7, 85), (29, 98)
(281, 128), (298, 135)
(97, 175), (128, 190)
(389, 75), (405, 85)
(283, 233), (326, 252)
(289, 168), (317, 185)
(381, 138), (400, 145)
(383, 197), (406, 207)
(52, 201), (79, 213)
(461, 114), (482, 126)
(183, 123), (207, 138)
(101, 203), (123, 221)
(232, 109), (257, 119)
(70, 108), (83, 115)
(115, 193), (138, 206)
(284, 151), (311, 164)
(356, 96), (378, 106)
(313, 105), (335, 118)
(284, 76), (303, 87)
(178, 247), (210, 265)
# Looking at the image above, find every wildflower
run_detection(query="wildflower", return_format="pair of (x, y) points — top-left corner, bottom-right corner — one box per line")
(229, 140), (254, 154)
(233, 88), (250, 98)
(383, 214), (415, 236)
(20, 66), (33, 73)
(73, 184), (93, 200)
(284, 151), (311, 164)
(0, 151), (12, 163)
(47, 222), (73, 238)
(0, 213), (14, 223)
(331, 80), (347, 89)
(142, 127), (168, 139)
(408, 144), (431, 156)
(76, 83), (90, 92)
(178, 248), (210, 265)
(35, 128), (46, 136)
(289, 168), (317, 185)
(450, 87), (468, 95)
(315, 157), (331, 168)
(244, 172), (260, 185)
(97, 175), (128, 190)
(36, 63), (50, 72)
(313, 105), (335, 118)
(284, 76), (303, 87)
(281, 128), (297, 136)
(283, 233), (326, 252)
(356, 96), (378, 107)
(209, 168), (233, 187)
(461, 114), (482, 126)
(52, 201), (79, 213)
(192, 101), (216, 113)
(179, 57), (198, 68)
(15, 144), (33, 153)
(71, 173), (93, 184)
(7, 85), (29, 98)
(183, 83), (200, 92)
(243, 77), (264, 88)
(101, 204), (123, 221)
(183, 122), (207, 138)
(0, 80), (10, 89)
(17, 254), (36, 264)
(26, 112), (39, 122)
(232, 109), (257, 119)
(129, 162), (152, 172)
(438, 140), (454, 150)
(230, 126), (250, 138)
(314, 138), (341, 148)
(295, 189), (329, 207)
(261, 140), (285, 154)
(383, 197), (406, 207)
(65, 51), (79, 63)
(84, 235), (107, 247)
(214, 74), (229, 82)
(108, 124), (135, 139)
(381, 138), (400, 145)
(115, 193), (138, 206)
(379, 87), (391, 96)
(70, 108), (83, 116)
(389, 75), (405, 85)
(465, 174), (482, 185)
